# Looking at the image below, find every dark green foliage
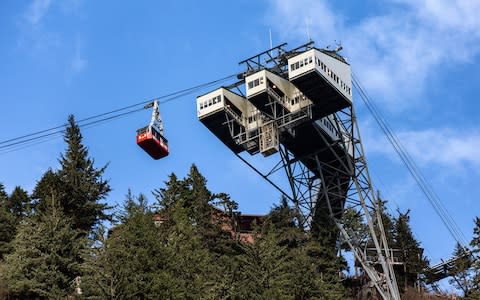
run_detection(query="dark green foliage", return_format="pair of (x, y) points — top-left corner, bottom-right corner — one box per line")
(348, 196), (428, 291)
(449, 242), (475, 297)
(235, 230), (292, 299)
(341, 207), (369, 250)
(0, 204), (16, 259)
(154, 165), (239, 255)
(82, 190), (216, 299)
(0, 183), (15, 259)
(378, 199), (396, 246)
(394, 210), (429, 289)
(33, 169), (66, 213)
(81, 166), (348, 299)
(467, 217), (480, 298)
(0, 183), (7, 204)
(7, 186), (31, 219)
(0, 184), (31, 259)
(5, 200), (85, 299)
(33, 115), (111, 233)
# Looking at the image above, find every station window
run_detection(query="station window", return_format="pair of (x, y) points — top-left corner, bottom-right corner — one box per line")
(248, 114), (258, 123)
(248, 77), (264, 89)
(291, 61), (299, 71)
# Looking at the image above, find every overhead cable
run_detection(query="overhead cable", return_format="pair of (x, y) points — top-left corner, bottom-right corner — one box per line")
(0, 74), (237, 154)
(352, 73), (468, 248)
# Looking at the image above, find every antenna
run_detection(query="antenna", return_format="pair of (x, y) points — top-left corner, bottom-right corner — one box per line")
(334, 40), (343, 52)
(305, 18), (311, 41)
(269, 29), (273, 50)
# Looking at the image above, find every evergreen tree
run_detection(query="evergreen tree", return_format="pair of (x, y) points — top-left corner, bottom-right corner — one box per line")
(0, 184), (30, 259)
(0, 208), (16, 260)
(340, 206), (369, 251)
(5, 197), (85, 299)
(266, 196), (305, 248)
(32, 169), (66, 213)
(155, 165), (239, 255)
(0, 183), (16, 259)
(7, 186), (31, 219)
(394, 210), (428, 289)
(236, 229), (292, 299)
(33, 115), (111, 233)
(82, 192), (166, 299)
(468, 217), (480, 298)
(449, 242), (475, 297)
(58, 115), (111, 232)
(83, 189), (216, 299)
(377, 198), (396, 246)
(0, 183), (7, 204)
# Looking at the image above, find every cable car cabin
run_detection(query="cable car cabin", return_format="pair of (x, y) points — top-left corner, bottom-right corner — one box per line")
(136, 125), (169, 159)
(288, 48), (352, 118)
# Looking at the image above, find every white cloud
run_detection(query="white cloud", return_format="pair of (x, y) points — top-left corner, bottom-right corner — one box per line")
(267, 0), (480, 111)
(25, 0), (52, 26)
(362, 121), (480, 169)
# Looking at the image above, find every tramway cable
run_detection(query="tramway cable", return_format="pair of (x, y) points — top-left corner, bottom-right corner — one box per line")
(352, 73), (468, 248)
(0, 74), (237, 154)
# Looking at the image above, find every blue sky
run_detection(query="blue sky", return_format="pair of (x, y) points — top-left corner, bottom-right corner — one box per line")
(1, 0), (480, 285)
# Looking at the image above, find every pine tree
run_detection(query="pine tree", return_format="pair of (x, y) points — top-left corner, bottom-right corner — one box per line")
(468, 217), (480, 298)
(449, 242), (475, 297)
(0, 184), (30, 259)
(0, 209), (16, 260)
(154, 165), (239, 255)
(7, 186), (31, 219)
(83, 189), (216, 299)
(0, 183), (7, 204)
(33, 115), (111, 233)
(236, 229), (292, 299)
(394, 210), (428, 289)
(5, 197), (85, 299)
(58, 115), (111, 232)
(0, 183), (16, 259)
(82, 192), (165, 299)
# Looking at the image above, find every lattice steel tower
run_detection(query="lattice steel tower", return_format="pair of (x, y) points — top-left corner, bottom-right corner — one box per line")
(196, 42), (401, 300)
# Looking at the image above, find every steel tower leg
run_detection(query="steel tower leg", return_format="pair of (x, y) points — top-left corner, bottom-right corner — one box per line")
(277, 106), (401, 300)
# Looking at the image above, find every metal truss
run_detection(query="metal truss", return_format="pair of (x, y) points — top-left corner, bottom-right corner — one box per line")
(217, 42), (401, 300)
(229, 104), (401, 300)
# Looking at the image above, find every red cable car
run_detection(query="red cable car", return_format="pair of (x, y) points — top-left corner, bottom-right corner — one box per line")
(136, 100), (169, 159)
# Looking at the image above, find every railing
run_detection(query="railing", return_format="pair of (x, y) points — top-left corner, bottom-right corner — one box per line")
(224, 105), (243, 125)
